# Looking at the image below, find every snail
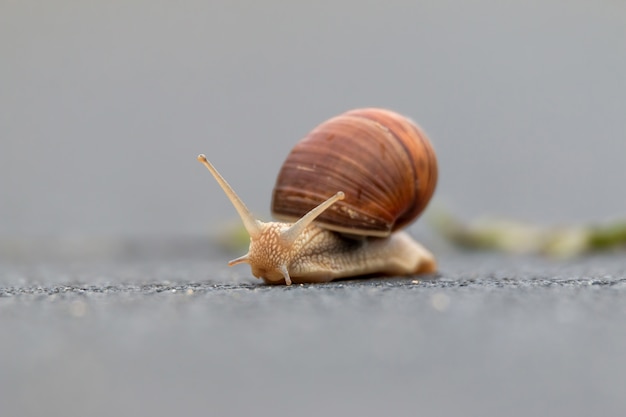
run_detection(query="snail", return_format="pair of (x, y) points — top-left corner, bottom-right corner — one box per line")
(198, 108), (438, 285)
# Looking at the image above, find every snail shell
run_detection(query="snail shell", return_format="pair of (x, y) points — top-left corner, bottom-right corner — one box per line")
(272, 108), (438, 238)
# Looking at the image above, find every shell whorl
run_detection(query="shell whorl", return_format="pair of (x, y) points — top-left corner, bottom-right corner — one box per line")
(271, 108), (438, 237)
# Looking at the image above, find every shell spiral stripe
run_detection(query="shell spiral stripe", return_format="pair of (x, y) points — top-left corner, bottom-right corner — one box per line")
(272, 108), (438, 237)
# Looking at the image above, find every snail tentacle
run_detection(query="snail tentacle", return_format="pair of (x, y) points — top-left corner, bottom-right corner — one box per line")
(197, 154), (261, 238)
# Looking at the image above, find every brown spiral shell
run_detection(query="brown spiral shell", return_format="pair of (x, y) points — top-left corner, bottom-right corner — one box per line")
(271, 108), (438, 237)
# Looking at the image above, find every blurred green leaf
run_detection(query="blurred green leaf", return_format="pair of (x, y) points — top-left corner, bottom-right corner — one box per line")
(430, 208), (626, 258)
(214, 220), (250, 254)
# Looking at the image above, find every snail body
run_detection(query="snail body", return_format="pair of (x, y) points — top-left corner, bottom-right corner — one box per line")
(198, 108), (437, 285)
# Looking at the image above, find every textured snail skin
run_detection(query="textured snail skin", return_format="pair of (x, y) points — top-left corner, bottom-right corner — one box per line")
(245, 223), (436, 285)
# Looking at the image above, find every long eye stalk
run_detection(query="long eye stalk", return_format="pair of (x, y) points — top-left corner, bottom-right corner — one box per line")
(197, 154), (261, 238)
(280, 192), (344, 245)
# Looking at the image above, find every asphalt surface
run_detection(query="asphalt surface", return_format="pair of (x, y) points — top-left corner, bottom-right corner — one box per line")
(2, 239), (626, 417)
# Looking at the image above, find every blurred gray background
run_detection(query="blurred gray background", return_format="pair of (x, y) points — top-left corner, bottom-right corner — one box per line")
(2, 0), (625, 240)
(3, 3), (626, 417)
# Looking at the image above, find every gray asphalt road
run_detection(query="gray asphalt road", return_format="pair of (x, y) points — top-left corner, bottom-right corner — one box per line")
(2, 240), (625, 417)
